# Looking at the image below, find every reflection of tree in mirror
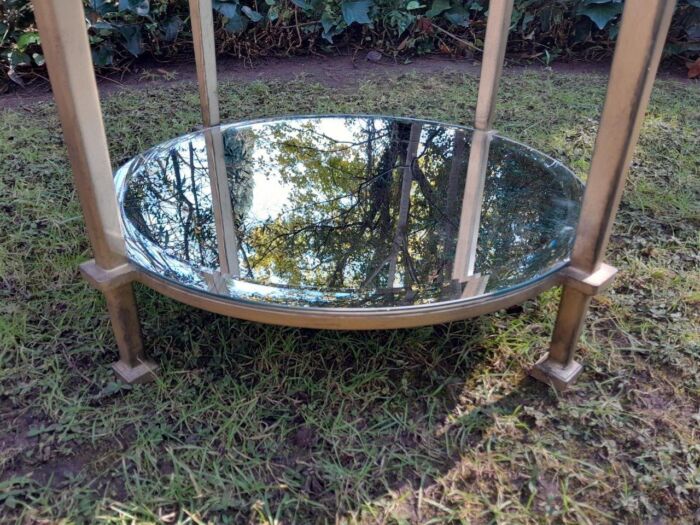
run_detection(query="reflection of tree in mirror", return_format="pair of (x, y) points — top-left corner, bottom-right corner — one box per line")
(477, 141), (582, 290)
(123, 139), (218, 269)
(222, 128), (256, 276)
(119, 116), (582, 308)
(223, 131), (255, 222)
(236, 118), (468, 302)
(123, 130), (259, 276)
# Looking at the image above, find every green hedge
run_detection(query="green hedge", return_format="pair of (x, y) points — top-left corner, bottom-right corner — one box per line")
(1, 0), (699, 87)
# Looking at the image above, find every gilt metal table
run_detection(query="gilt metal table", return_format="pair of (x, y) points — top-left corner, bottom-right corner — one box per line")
(31, 0), (675, 390)
(117, 114), (584, 318)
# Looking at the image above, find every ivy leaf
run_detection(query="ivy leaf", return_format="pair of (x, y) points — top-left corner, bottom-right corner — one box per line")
(32, 53), (45, 66)
(687, 0), (700, 6)
(16, 32), (40, 52)
(118, 0), (150, 16)
(579, 2), (623, 30)
(89, 0), (117, 15)
(443, 6), (469, 27)
(341, 0), (373, 26)
(213, 1), (239, 19)
(321, 11), (342, 42)
(426, 0), (450, 18)
(222, 6), (249, 33)
(7, 50), (30, 66)
(162, 16), (182, 42)
(241, 6), (264, 22)
(406, 1), (424, 11)
(117, 25), (143, 56)
(92, 43), (114, 66)
(390, 11), (415, 34)
(91, 21), (115, 31)
(291, 0), (312, 10)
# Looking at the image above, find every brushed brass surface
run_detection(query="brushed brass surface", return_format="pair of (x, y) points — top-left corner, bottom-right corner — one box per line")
(571, 0), (676, 275)
(473, 0), (514, 131)
(112, 359), (159, 385)
(189, 0), (220, 128)
(453, 0), (513, 290)
(530, 354), (583, 392)
(532, 0), (676, 389)
(104, 283), (158, 383)
(32, 0), (155, 383)
(561, 263), (618, 296)
(203, 127), (241, 276)
(80, 260), (137, 292)
(452, 129), (494, 281)
(134, 267), (563, 330)
(32, 0), (125, 269)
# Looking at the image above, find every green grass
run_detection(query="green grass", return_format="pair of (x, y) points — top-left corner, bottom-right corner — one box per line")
(1, 71), (699, 524)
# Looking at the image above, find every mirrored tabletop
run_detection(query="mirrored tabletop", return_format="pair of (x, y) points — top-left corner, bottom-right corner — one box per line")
(116, 115), (582, 310)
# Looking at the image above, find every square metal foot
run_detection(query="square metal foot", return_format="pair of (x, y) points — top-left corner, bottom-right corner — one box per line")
(529, 354), (583, 392)
(112, 359), (159, 384)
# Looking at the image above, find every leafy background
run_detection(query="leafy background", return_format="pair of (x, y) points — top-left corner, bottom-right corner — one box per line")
(1, 0), (699, 88)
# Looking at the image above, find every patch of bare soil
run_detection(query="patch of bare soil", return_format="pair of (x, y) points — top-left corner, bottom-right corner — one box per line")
(0, 54), (691, 110)
(0, 400), (131, 507)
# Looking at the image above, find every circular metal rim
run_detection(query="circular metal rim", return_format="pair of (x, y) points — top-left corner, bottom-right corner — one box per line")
(135, 267), (564, 330)
(118, 114), (581, 329)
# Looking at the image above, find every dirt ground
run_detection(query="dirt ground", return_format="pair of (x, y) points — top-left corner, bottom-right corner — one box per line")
(0, 54), (692, 109)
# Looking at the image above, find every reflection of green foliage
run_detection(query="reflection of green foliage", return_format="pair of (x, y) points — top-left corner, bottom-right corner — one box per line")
(243, 118), (403, 289)
(477, 141), (582, 289)
(122, 116), (583, 306)
(238, 118), (471, 295)
(223, 129), (255, 226)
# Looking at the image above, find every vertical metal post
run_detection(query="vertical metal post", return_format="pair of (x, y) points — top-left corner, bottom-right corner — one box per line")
(472, 0), (514, 132)
(33, 0), (124, 269)
(452, 129), (493, 280)
(189, 0), (240, 276)
(453, 0), (514, 282)
(531, 0), (677, 390)
(203, 128), (241, 277)
(189, 0), (221, 127)
(32, 0), (156, 383)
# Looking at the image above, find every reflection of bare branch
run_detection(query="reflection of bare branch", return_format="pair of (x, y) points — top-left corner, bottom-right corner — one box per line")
(411, 158), (460, 231)
(387, 123), (421, 286)
(189, 141), (205, 266)
(443, 130), (468, 277)
(170, 148), (192, 260)
(238, 238), (255, 279)
(121, 116), (582, 306)
(248, 219), (367, 271)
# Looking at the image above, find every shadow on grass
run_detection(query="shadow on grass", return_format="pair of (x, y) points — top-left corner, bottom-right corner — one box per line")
(74, 287), (553, 522)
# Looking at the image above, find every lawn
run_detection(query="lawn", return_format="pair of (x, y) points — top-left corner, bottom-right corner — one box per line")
(0, 70), (698, 524)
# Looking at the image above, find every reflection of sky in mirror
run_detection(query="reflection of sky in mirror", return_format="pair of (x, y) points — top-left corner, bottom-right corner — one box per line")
(117, 115), (583, 308)
(245, 118), (368, 223)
